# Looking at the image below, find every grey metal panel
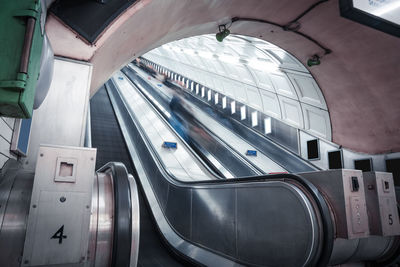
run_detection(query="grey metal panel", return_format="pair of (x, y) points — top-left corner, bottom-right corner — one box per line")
(26, 58), (92, 170)
(192, 187), (236, 256)
(0, 160), (21, 227)
(29, 191), (89, 265)
(329, 236), (397, 265)
(328, 238), (360, 265)
(87, 169), (99, 267)
(350, 236), (395, 262)
(140, 144), (170, 211)
(363, 172), (400, 236)
(236, 184), (317, 267)
(165, 185), (192, 239)
(128, 174), (140, 267)
(93, 172), (113, 267)
(268, 114), (300, 154)
(0, 169), (34, 267)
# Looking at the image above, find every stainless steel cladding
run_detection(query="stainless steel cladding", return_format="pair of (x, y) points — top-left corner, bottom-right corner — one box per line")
(0, 160), (34, 267)
(128, 174), (140, 267)
(300, 169), (370, 239)
(363, 172), (400, 236)
(0, 145), (140, 267)
(89, 171), (114, 267)
(299, 169), (400, 266)
(89, 169), (140, 267)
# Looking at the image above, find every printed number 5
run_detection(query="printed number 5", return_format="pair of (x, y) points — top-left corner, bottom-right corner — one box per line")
(389, 214), (393, 225)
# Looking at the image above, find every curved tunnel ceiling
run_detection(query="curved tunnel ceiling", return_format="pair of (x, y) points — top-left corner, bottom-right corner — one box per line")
(45, 0), (400, 154)
(143, 34), (332, 140)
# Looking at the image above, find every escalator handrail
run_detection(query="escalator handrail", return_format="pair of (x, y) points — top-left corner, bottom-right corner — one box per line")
(97, 162), (133, 267)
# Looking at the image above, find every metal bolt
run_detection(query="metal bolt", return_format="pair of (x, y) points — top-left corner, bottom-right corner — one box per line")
(40, 153), (43, 157)
(24, 260), (29, 264)
(90, 157), (94, 161)
(32, 204), (37, 208)
(86, 205), (90, 209)
(60, 196), (66, 203)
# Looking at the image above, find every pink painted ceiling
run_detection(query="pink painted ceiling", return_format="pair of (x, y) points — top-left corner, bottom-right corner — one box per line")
(45, 0), (400, 154)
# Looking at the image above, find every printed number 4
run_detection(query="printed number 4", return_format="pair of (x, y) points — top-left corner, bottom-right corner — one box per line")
(51, 225), (67, 244)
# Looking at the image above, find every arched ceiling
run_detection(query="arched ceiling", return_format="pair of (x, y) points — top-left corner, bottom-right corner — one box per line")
(143, 35), (332, 141)
(44, 0), (400, 154)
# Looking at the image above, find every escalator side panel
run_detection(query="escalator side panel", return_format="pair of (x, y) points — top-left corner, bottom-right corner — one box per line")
(136, 184), (187, 267)
(165, 185), (192, 239)
(191, 188), (236, 256)
(236, 186), (315, 266)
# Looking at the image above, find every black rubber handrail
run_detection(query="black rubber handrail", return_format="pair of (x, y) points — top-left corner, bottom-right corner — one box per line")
(97, 162), (132, 267)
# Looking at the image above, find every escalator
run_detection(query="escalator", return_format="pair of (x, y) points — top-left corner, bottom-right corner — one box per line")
(129, 64), (317, 173)
(90, 86), (190, 266)
(121, 67), (263, 177)
(86, 75), (400, 267)
(0, 72), (397, 267)
(104, 77), (335, 266)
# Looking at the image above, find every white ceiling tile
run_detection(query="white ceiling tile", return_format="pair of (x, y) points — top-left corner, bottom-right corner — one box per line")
(269, 73), (298, 99)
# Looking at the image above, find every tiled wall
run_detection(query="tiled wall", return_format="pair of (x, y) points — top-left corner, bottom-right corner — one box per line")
(0, 117), (17, 168)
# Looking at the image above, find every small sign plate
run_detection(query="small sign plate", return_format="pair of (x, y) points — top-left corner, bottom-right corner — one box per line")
(246, 150), (257, 156)
(162, 141), (177, 149)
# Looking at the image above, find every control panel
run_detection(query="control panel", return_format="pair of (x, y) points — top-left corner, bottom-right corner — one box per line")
(21, 145), (96, 266)
(363, 172), (400, 236)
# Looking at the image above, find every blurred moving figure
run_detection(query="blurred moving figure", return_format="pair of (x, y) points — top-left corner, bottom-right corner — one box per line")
(169, 90), (191, 143)
(168, 89), (211, 145)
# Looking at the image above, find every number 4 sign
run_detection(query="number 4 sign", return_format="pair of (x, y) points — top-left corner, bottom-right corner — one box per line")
(51, 225), (67, 244)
